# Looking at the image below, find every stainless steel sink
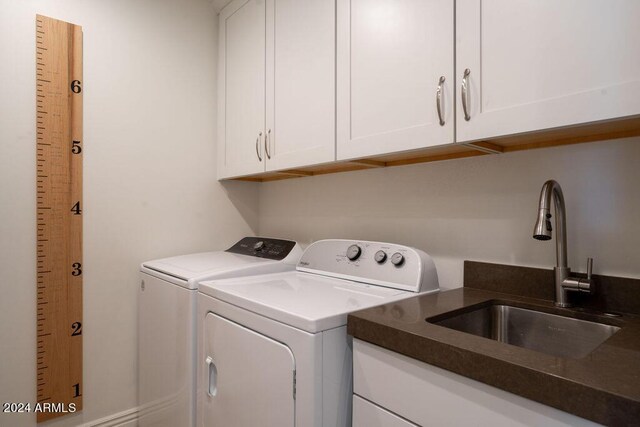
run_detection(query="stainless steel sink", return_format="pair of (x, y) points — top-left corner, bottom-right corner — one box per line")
(430, 304), (620, 358)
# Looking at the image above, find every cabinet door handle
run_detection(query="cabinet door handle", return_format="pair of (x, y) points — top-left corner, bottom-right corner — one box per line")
(265, 129), (271, 159)
(462, 68), (471, 121)
(436, 76), (446, 126)
(255, 132), (263, 161)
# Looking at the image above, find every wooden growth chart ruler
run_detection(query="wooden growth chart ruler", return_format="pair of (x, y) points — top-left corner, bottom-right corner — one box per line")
(36, 14), (83, 423)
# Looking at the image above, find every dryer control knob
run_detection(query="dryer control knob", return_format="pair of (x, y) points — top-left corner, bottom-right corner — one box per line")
(374, 250), (387, 264)
(346, 245), (362, 261)
(253, 241), (265, 251)
(391, 252), (405, 266)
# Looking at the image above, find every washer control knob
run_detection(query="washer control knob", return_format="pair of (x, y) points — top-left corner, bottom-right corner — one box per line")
(253, 241), (265, 251)
(374, 250), (387, 264)
(391, 252), (405, 266)
(346, 245), (362, 261)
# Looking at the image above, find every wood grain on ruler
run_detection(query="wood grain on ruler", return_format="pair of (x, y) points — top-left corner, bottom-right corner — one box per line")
(36, 14), (83, 423)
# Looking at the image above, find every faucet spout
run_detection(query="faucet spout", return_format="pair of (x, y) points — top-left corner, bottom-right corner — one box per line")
(532, 180), (592, 307)
(533, 180), (567, 269)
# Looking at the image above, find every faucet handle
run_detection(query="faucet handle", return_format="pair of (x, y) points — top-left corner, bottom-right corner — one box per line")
(576, 257), (595, 294)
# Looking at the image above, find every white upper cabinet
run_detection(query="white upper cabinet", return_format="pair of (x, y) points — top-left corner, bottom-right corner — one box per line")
(218, 0), (266, 179)
(218, 0), (335, 179)
(456, 0), (640, 143)
(265, 0), (335, 171)
(337, 0), (455, 161)
(219, 0), (640, 179)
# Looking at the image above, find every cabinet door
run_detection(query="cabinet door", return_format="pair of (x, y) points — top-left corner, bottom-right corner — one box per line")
(264, 0), (335, 171)
(456, 0), (640, 143)
(353, 395), (419, 427)
(337, 0), (455, 161)
(353, 340), (600, 427)
(218, 0), (266, 179)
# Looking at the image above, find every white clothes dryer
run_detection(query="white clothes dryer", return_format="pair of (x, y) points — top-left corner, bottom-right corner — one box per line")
(196, 239), (439, 427)
(138, 237), (302, 427)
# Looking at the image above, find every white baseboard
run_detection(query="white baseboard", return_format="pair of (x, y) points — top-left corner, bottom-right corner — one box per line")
(81, 407), (138, 427)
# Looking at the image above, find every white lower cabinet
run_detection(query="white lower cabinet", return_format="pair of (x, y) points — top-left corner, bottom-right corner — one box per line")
(353, 395), (418, 427)
(352, 339), (601, 427)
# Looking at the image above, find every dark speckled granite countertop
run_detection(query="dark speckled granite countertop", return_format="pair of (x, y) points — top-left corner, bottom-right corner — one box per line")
(347, 263), (640, 426)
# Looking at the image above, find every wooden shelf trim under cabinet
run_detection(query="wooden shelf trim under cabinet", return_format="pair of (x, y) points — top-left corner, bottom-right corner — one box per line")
(231, 116), (640, 182)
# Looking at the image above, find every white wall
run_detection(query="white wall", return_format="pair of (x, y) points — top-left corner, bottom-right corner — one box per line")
(0, 1), (258, 426)
(259, 138), (640, 288)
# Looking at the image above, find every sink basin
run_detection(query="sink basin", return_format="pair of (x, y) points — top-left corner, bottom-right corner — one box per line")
(429, 303), (620, 358)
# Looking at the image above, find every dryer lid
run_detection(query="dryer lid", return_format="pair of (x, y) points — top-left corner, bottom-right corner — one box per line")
(199, 271), (432, 333)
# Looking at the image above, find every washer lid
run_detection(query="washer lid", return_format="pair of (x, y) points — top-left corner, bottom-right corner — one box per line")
(141, 237), (302, 289)
(198, 271), (426, 333)
(142, 252), (288, 289)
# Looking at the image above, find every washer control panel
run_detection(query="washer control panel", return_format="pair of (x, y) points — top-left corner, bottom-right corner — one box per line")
(297, 239), (439, 293)
(226, 237), (298, 261)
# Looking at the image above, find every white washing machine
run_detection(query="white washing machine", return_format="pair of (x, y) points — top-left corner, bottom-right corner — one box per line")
(138, 237), (302, 427)
(196, 239), (439, 427)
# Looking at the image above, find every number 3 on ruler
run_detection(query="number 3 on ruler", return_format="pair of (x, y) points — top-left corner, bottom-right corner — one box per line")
(72, 262), (82, 276)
